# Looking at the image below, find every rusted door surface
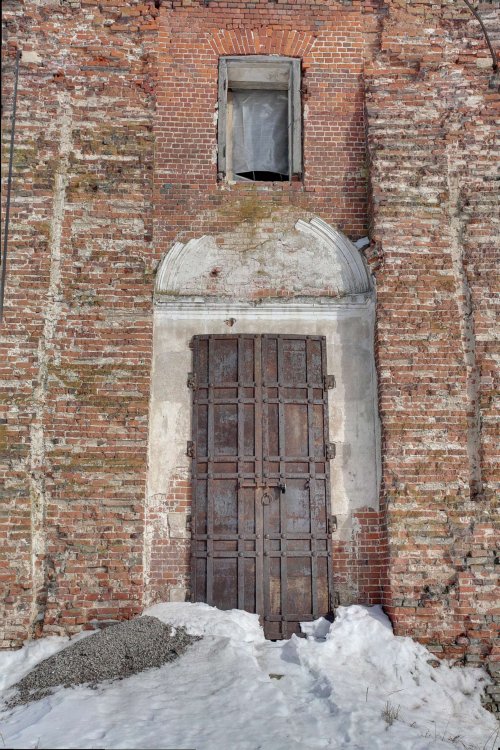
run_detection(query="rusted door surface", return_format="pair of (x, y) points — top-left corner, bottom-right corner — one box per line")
(190, 334), (333, 639)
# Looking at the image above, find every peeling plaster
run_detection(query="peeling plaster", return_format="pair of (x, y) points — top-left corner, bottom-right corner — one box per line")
(155, 218), (372, 300)
(446, 142), (483, 499)
(29, 91), (72, 635)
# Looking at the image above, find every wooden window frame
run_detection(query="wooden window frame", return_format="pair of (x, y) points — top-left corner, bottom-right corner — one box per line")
(218, 56), (302, 183)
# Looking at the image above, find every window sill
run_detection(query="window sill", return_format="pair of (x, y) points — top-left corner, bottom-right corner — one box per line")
(218, 176), (304, 191)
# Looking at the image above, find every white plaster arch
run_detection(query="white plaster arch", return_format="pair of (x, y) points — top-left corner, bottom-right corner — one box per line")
(155, 217), (372, 299)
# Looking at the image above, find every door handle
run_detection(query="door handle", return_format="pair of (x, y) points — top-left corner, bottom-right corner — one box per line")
(242, 482), (285, 502)
(261, 490), (273, 505)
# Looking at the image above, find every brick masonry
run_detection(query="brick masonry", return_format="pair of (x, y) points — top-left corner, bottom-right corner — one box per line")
(364, 0), (500, 713)
(1, 0), (498, 714)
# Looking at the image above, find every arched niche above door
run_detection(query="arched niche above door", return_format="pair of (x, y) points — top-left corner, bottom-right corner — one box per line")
(155, 217), (372, 301)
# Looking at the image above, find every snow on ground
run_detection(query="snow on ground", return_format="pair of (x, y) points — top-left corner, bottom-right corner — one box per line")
(0, 632), (93, 693)
(144, 601), (266, 643)
(0, 604), (497, 750)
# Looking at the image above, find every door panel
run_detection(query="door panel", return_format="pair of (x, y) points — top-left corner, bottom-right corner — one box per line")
(190, 334), (333, 639)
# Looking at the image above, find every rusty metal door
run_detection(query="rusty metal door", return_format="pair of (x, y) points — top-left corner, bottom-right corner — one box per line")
(189, 334), (334, 639)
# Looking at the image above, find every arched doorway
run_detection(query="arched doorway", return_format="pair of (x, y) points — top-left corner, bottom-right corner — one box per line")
(145, 216), (380, 636)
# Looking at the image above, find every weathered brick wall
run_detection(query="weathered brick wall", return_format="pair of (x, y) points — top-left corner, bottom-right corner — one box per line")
(1, 0), (158, 645)
(153, 1), (374, 248)
(1, 0), (498, 712)
(2, 0), (380, 646)
(332, 510), (387, 607)
(365, 0), (499, 711)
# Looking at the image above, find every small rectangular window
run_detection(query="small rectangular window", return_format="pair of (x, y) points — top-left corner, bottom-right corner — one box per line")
(218, 56), (302, 183)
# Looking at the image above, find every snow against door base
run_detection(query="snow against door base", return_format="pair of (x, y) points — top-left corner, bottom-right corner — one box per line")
(0, 604), (497, 750)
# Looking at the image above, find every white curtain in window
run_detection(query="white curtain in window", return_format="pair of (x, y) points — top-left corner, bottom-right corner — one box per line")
(232, 90), (289, 176)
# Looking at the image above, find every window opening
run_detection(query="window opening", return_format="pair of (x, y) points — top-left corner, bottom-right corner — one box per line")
(231, 89), (289, 181)
(218, 56), (302, 183)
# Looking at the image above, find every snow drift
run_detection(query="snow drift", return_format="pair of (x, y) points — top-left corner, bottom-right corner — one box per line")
(0, 604), (497, 750)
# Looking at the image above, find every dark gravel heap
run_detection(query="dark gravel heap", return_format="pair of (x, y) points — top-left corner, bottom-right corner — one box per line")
(6, 615), (200, 708)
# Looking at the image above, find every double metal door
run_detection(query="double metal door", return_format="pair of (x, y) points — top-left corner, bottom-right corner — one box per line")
(189, 334), (334, 639)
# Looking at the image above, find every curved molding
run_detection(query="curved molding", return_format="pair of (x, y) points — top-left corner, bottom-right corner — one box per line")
(155, 217), (372, 300)
(295, 218), (372, 295)
(156, 239), (207, 293)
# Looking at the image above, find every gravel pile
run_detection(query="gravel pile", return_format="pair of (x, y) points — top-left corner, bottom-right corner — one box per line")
(6, 615), (200, 708)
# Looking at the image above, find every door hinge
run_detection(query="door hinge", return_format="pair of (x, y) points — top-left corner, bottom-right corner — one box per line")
(325, 442), (336, 460)
(187, 372), (197, 390)
(327, 515), (337, 534)
(186, 440), (195, 458)
(323, 374), (336, 390)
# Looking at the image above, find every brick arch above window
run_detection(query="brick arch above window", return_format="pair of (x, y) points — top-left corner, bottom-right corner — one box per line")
(206, 28), (317, 59)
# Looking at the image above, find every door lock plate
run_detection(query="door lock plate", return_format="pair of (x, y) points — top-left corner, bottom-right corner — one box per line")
(328, 515), (338, 533)
(325, 442), (336, 460)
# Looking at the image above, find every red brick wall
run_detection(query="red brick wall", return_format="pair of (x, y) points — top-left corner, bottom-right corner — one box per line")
(1, 0), (498, 711)
(365, 0), (499, 710)
(332, 510), (388, 606)
(146, 471), (193, 605)
(153, 3), (372, 249)
(2, 0), (377, 646)
(1, 0), (158, 645)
